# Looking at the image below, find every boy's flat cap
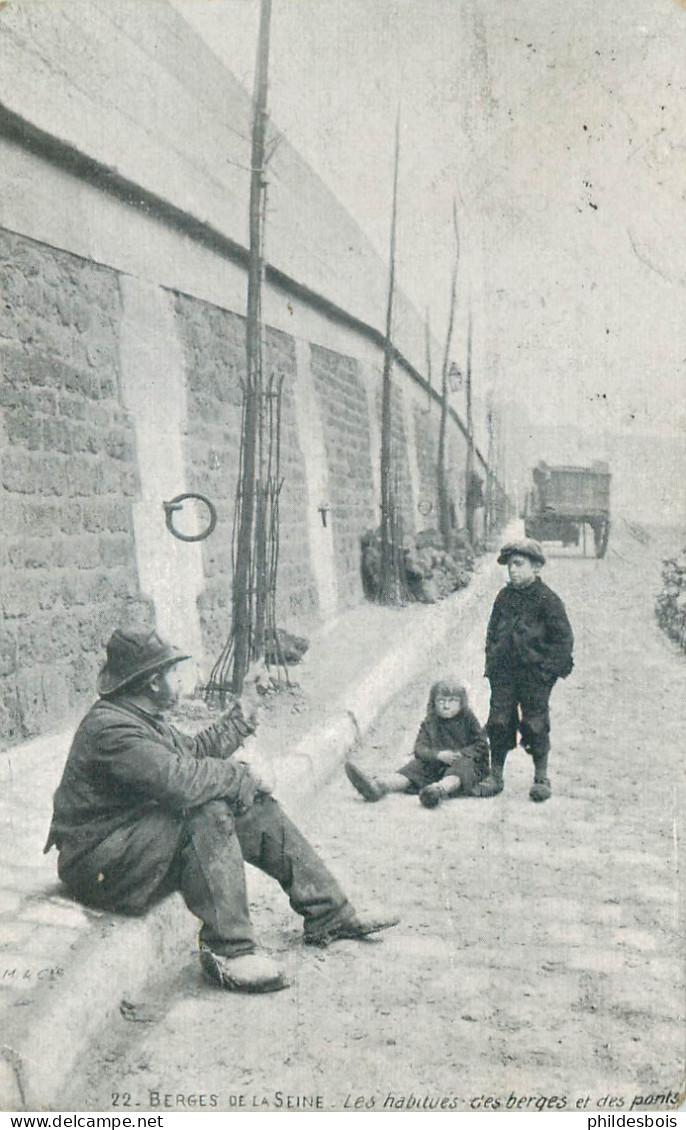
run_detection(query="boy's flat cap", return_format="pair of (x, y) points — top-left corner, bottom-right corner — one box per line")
(497, 538), (546, 566)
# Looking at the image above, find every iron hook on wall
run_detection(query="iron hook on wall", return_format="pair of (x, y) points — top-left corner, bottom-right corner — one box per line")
(163, 492), (217, 542)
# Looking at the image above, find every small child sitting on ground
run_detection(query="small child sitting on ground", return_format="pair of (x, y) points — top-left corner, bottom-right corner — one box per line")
(345, 678), (489, 809)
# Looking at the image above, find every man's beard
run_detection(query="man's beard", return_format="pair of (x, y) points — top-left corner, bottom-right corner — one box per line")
(150, 677), (179, 713)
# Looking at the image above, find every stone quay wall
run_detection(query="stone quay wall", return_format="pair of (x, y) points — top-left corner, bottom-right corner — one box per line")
(0, 0), (496, 748)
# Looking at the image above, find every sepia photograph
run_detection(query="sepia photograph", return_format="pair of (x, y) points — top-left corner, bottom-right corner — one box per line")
(0, 0), (684, 1117)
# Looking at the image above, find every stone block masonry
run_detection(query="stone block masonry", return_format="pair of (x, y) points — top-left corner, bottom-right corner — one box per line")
(413, 402), (470, 533)
(311, 344), (377, 608)
(0, 230), (151, 746)
(173, 293), (244, 664)
(413, 403), (440, 525)
(0, 229), (481, 750)
(371, 381), (417, 544)
(174, 294), (318, 664)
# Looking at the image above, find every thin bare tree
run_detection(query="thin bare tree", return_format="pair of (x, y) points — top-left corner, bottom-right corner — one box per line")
(437, 201), (460, 548)
(464, 309), (476, 546)
(378, 109), (409, 604)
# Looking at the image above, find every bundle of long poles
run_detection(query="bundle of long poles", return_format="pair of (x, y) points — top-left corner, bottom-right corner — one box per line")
(207, 0), (277, 702)
(230, 0), (272, 695)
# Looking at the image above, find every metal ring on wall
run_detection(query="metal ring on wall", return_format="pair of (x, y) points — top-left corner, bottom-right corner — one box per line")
(163, 493), (217, 542)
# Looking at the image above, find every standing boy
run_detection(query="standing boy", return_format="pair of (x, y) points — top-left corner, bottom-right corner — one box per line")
(479, 539), (574, 802)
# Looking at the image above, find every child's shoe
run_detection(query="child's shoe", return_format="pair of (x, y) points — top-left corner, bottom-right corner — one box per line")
(476, 773), (504, 797)
(419, 783), (445, 808)
(529, 776), (552, 802)
(345, 762), (386, 802)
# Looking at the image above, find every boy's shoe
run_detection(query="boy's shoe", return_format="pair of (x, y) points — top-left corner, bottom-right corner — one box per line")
(345, 762), (386, 802)
(199, 947), (290, 993)
(529, 777), (552, 802)
(419, 783), (445, 808)
(304, 912), (400, 947)
(476, 774), (504, 797)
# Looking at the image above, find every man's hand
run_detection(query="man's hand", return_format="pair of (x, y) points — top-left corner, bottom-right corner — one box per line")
(230, 760), (267, 815)
(239, 661), (270, 726)
(436, 750), (461, 766)
(234, 735), (275, 795)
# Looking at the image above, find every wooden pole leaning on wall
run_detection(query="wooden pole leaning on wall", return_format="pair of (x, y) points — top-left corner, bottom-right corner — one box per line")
(206, 0), (273, 702)
(231, 0), (272, 694)
(379, 109), (408, 605)
(437, 200), (460, 550)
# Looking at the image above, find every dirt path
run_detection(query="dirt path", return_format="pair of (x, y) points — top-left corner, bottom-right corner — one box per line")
(63, 525), (684, 1114)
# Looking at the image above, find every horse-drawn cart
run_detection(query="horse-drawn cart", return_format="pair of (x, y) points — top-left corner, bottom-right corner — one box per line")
(524, 461), (611, 558)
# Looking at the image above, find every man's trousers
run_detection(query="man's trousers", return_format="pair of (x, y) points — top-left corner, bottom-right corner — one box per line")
(58, 796), (350, 957)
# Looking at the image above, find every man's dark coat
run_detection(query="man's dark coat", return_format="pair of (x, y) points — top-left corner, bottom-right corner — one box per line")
(44, 698), (254, 911)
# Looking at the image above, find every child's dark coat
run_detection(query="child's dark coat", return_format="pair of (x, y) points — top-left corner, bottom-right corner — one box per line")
(399, 701), (489, 795)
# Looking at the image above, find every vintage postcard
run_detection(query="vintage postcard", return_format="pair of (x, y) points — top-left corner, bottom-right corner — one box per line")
(0, 0), (684, 1117)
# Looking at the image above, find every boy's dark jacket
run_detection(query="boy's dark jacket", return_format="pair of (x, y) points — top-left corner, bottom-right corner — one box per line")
(485, 577), (574, 682)
(413, 708), (489, 777)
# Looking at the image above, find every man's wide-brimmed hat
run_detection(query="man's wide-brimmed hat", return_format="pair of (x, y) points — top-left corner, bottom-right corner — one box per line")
(97, 628), (190, 696)
(497, 538), (546, 567)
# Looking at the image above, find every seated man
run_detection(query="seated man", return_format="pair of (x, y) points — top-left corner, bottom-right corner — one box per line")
(44, 628), (398, 993)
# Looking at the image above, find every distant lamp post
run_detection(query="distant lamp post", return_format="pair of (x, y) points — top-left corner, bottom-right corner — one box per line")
(448, 362), (463, 392)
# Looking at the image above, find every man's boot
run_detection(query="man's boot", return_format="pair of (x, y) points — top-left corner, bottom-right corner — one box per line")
(200, 947), (290, 993)
(304, 910), (400, 947)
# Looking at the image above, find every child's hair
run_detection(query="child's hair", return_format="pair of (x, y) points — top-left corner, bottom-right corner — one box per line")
(427, 678), (468, 714)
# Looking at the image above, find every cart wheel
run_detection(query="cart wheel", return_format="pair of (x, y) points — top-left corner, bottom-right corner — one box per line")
(594, 519), (610, 558)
